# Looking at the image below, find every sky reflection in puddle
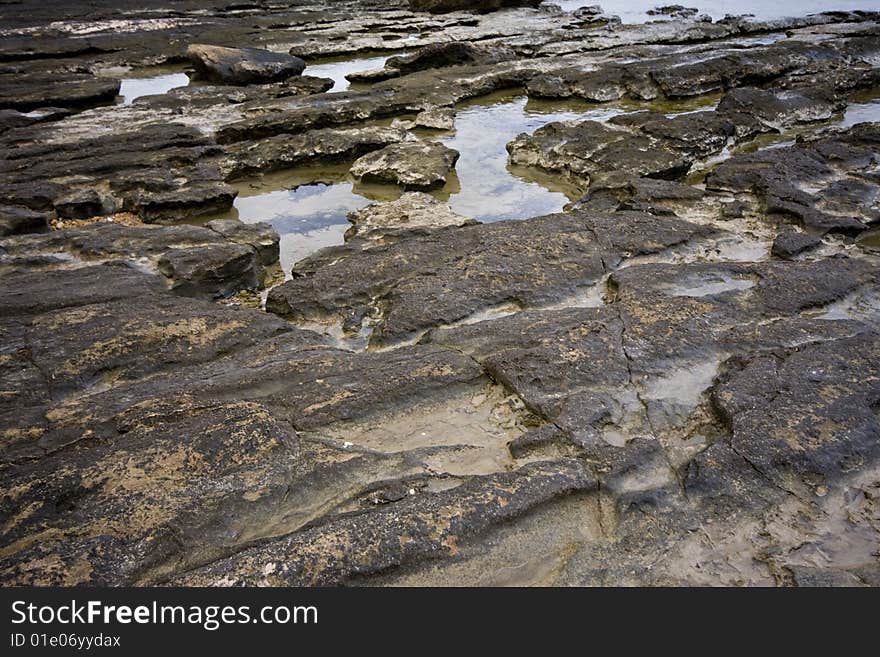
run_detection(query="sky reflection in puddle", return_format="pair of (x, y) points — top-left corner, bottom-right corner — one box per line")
(119, 72), (190, 104)
(303, 52), (399, 92)
(221, 92), (724, 272)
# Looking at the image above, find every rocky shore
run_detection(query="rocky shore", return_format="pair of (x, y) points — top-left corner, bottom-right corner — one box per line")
(1, 0), (879, 586)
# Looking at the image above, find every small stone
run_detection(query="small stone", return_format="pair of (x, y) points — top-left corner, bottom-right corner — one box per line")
(771, 231), (822, 259)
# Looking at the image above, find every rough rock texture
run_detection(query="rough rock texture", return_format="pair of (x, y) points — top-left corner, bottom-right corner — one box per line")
(706, 123), (880, 235)
(409, 0), (543, 14)
(346, 192), (473, 239)
(176, 460), (595, 585)
(1, 122), (237, 223)
(0, 221), (280, 299)
(386, 41), (517, 74)
(0, 73), (121, 112)
(223, 126), (413, 179)
(507, 80), (869, 188)
(0, 205), (49, 236)
(187, 44), (306, 86)
(349, 140), (460, 189)
(771, 231), (822, 259)
(267, 210), (713, 346)
(2, 1), (880, 589)
(414, 106), (456, 130)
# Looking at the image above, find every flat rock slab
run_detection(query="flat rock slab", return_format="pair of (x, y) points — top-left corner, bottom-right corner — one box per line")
(385, 41), (517, 75)
(414, 106), (455, 130)
(712, 333), (880, 499)
(223, 126), (412, 179)
(1, 122), (236, 222)
(346, 192), (473, 239)
(507, 97), (791, 186)
(0, 221), (280, 299)
(428, 257), (875, 442)
(0, 205), (49, 236)
(175, 459), (595, 586)
(771, 231), (823, 259)
(0, 73), (120, 112)
(267, 209), (712, 346)
(349, 140), (460, 190)
(187, 44), (306, 86)
(409, 0), (542, 14)
(706, 122), (880, 235)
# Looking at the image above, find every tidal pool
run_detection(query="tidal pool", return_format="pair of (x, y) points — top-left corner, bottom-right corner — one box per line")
(840, 98), (880, 128)
(303, 52), (401, 92)
(217, 94), (622, 272)
(217, 91), (723, 272)
(118, 70), (190, 104)
(436, 93), (611, 221)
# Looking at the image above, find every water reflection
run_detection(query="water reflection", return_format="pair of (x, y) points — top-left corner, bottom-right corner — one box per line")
(219, 166), (412, 273)
(119, 72), (190, 104)
(840, 99), (880, 128)
(303, 53), (399, 92)
(437, 93), (614, 220)
(221, 94), (613, 271)
(218, 92), (726, 271)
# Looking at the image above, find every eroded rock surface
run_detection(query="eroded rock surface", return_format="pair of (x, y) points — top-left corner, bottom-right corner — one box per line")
(409, 0), (543, 14)
(349, 140), (460, 189)
(0, 220), (280, 299)
(346, 192), (473, 239)
(187, 44), (306, 86)
(2, 0), (880, 588)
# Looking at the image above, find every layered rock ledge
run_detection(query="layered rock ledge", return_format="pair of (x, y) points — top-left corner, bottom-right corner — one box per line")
(1, 1), (879, 587)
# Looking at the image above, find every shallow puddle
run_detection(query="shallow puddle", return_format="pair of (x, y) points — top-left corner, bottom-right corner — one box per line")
(666, 271), (755, 297)
(217, 165), (404, 274)
(118, 69), (190, 104)
(303, 52), (401, 92)
(317, 381), (530, 477)
(210, 92), (746, 274)
(438, 93), (616, 221)
(859, 226), (880, 249)
(840, 98), (880, 129)
(214, 93), (636, 271)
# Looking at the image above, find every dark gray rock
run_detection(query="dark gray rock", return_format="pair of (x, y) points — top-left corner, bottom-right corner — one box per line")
(408, 0), (543, 14)
(711, 333), (880, 498)
(0, 73), (120, 112)
(267, 210), (711, 346)
(647, 5), (699, 19)
(157, 243), (260, 298)
(187, 44), (306, 86)
(174, 459), (596, 586)
(205, 218), (280, 265)
(0, 221), (281, 299)
(0, 107), (70, 133)
(717, 87), (845, 129)
(707, 123), (880, 235)
(506, 107), (768, 186)
(771, 231), (822, 259)
(0, 205), (48, 236)
(1, 122), (236, 222)
(385, 41), (517, 75)
(222, 126), (411, 179)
